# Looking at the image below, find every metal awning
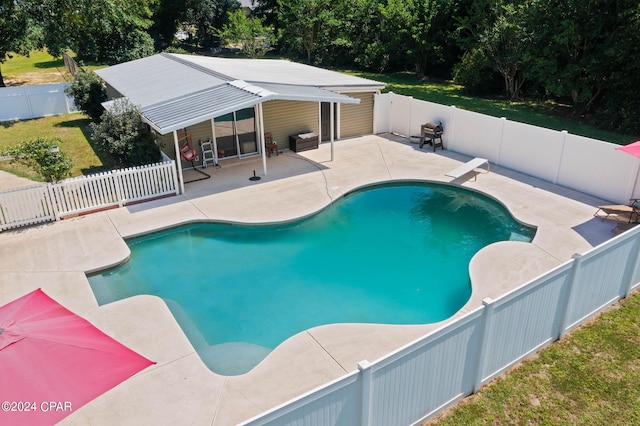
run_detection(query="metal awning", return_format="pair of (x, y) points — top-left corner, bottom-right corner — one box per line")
(140, 81), (270, 134)
(254, 83), (360, 104)
(131, 81), (360, 135)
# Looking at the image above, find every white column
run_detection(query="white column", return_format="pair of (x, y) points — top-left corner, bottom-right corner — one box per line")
(330, 102), (335, 161)
(173, 130), (185, 194)
(210, 118), (219, 166)
(259, 103), (267, 176)
(316, 102), (322, 146)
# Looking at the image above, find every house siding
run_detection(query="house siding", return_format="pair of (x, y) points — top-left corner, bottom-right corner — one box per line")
(340, 92), (375, 138)
(157, 120), (214, 166)
(262, 100), (319, 147)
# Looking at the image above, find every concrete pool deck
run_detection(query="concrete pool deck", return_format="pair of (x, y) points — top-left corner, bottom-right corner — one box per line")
(0, 134), (631, 425)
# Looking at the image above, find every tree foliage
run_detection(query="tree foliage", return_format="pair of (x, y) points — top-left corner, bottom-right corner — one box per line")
(3, 137), (73, 182)
(90, 99), (162, 167)
(0, 0), (42, 86)
(1, 0), (639, 133)
(65, 70), (108, 122)
(217, 10), (274, 58)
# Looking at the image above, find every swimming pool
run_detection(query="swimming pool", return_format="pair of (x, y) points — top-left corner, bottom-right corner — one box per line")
(89, 182), (535, 375)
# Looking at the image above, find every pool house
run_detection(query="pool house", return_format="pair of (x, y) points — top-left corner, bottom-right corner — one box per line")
(96, 54), (386, 193)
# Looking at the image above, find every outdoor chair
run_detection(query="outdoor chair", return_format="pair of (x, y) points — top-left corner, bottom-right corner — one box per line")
(594, 199), (640, 223)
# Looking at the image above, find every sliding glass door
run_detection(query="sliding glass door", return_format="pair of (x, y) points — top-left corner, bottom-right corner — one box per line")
(215, 108), (258, 159)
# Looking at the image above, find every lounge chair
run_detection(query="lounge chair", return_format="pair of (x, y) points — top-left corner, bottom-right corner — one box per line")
(594, 199), (640, 223)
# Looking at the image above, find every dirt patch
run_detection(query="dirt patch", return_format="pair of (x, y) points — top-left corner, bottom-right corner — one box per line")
(4, 70), (71, 86)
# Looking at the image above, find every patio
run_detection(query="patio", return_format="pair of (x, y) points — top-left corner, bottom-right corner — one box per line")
(0, 134), (624, 425)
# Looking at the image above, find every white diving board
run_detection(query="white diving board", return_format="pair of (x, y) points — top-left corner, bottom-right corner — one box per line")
(445, 157), (490, 181)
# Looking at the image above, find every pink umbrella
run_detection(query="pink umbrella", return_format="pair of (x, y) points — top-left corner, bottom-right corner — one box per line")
(616, 140), (640, 158)
(0, 289), (155, 426)
(616, 141), (640, 198)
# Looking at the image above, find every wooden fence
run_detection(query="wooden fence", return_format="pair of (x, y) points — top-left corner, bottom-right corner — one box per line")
(0, 159), (178, 231)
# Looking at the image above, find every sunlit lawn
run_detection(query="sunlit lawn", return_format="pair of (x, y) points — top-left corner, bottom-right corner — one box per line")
(0, 115), (111, 180)
(2, 50), (107, 85)
(427, 291), (640, 425)
(346, 71), (637, 145)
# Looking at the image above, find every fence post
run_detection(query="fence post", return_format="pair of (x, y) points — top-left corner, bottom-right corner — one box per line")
(472, 298), (495, 393)
(496, 117), (507, 166)
(358, 360), (372, 426)
(446, 106), (458, 151)
(621, 234), (640, 297)
(557, 253), (583, 338)
(114, 170), (125, 206)
(46, 183), (61, 222)
(553, 130), (569, 184)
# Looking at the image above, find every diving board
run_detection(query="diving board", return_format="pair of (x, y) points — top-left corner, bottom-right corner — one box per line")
(446, 157), (490, 181)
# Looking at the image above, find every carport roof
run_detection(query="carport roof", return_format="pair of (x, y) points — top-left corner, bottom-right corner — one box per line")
(96, 53), (385, 135)
(139, 81), (360, 134)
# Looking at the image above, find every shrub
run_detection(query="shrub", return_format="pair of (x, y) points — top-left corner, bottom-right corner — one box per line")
(90, 98), (162, 167)
(65, 70), (108, 122)
(3, 137), (73, 182)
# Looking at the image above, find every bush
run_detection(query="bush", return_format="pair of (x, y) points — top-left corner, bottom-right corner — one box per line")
(3, 137), (73, 182)
(65, 70), (107, 122)
(90, 98), (162, 168)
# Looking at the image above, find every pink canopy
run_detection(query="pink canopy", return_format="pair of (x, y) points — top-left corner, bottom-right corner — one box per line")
(616, 140), (640, 158)
(0, 289), (154, 426)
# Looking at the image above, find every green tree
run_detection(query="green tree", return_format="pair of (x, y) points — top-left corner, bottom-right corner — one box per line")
(65, 70), (108, 122)
(217, 9), (274, 58)
(455, 0), (529, 100)
(184, 0), (239, 48)
(90, 98), (162, 167)
(0, 0), (41, 86)
(277, 0), (332, 63)
(27, 0), (155, 64)
(3, 137), (72, 182)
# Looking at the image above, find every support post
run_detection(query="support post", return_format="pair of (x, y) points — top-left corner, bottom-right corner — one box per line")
(210, 118), (219, 166)
(558, 253), (582, 338)
(621, 235), (640, 297)
(330, 102), (335, 161)
(258, 103), (267, 176)
(358, 360), (372, 426)
(173, 130), (185, 194)
(472, 298), (494, 393)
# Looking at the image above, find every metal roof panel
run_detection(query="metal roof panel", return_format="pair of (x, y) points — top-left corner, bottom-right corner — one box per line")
(141, 84), (263, 134)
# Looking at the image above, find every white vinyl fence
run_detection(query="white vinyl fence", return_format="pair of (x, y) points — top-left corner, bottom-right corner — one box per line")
(240, 94), (640, 425)
(242, 225), (640, 426)
(0, 159), (178, 231)
(373, 93), (639, 204)
(0, 83), (78, 121)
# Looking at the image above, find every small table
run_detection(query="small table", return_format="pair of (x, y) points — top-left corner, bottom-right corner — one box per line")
(266, 142), (278, 157)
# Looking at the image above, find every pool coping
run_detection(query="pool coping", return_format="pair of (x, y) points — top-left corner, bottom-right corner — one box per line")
(0, 134), (625, 425)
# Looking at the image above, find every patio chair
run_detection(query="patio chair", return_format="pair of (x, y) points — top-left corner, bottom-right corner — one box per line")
(594, 199), (640, 223)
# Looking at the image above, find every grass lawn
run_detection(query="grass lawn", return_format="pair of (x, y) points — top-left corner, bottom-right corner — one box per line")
(2, 50), (107, 86)
(347, 71), (638, 145)
(0, 115), (112, 181)
(426, 290), (640, 425)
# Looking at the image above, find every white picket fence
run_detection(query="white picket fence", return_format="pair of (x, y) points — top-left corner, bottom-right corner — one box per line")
(242, 225), (640, 426)
(0, 159), (178, 231)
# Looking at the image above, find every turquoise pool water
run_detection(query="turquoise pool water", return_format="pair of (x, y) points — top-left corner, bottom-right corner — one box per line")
(89, 182), (535, 375)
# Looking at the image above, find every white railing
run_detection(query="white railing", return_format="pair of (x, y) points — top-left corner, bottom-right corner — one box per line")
(0, 158), (178, 231)
(0, 184), (56, 230)
(0, 83), (78, 121)
(242, 225), (640, 426)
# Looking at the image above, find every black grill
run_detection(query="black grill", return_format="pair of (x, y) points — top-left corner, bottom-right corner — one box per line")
(419, 122), (444, 151)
